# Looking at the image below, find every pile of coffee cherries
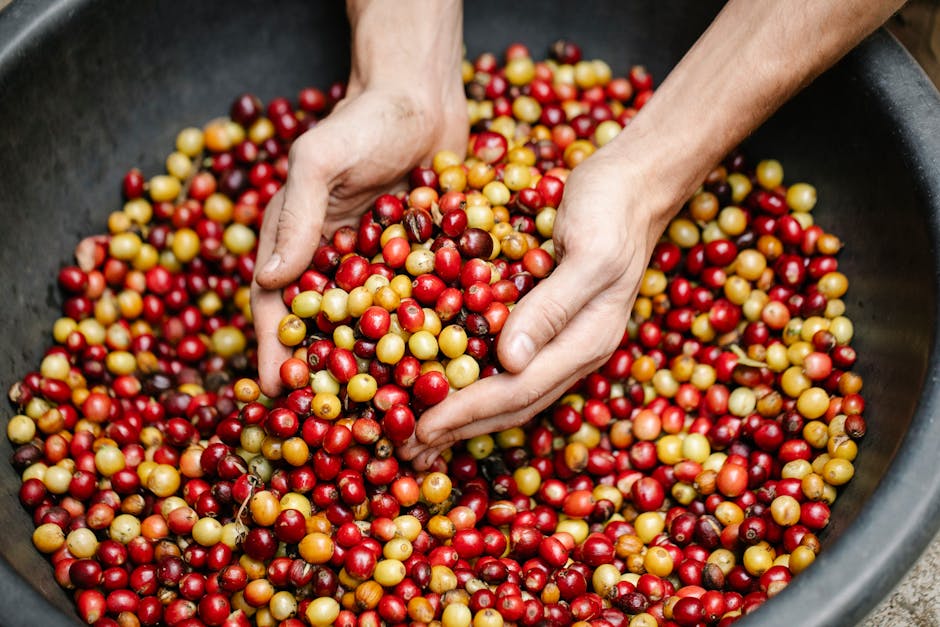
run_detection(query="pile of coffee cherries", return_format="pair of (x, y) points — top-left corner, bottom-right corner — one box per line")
(7, 40), (866, 627)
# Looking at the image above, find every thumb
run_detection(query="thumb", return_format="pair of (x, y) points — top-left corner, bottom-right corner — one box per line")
(497, 255), (601, 373)
(254, 152), (330, 290)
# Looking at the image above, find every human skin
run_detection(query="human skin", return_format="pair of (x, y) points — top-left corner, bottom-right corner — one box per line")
(252, 0), (905, 469)
(251, 0), (467, 398)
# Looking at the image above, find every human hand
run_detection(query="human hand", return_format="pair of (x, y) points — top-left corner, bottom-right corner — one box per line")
(398, 147), (680, 469)
(397, 0), (906, 470)
(252, 83), (467, 397)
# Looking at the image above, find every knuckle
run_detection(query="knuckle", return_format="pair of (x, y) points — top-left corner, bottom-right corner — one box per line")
(433, 428), (463, 449)
(578, 354), (608, 379)
(287, 134), (329, 178)
(595, 260), (625, 286)
(589, 330), (622, 363)
(578, 246), (623, 283)
(504, 385), (553, 422)
(497, 384), (541, 419)
(276, 201), (302, 224)
(286, 139), (308, 172)
(415, 420), (436, 443)
(528, 295), (570, 341)
(571, 317), (623, 369)
(521, 386), (545, 409)
(263, 188), (284, 213)
(288, 133), (315, 164)
(416, 413), (452, 444)
(396, 446), (417, 461)
(275, 201), (307, 237)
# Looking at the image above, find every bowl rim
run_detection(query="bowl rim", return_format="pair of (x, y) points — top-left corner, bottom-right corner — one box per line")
(741, 28), (940, 627)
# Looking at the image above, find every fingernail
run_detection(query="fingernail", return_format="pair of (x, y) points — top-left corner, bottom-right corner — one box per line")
(508, 332), (535, 365)
(261, 253), (281, 276)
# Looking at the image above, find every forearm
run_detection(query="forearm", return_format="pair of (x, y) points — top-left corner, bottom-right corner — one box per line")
(609, 0), (904, 226)
(346, 0), (464, 101)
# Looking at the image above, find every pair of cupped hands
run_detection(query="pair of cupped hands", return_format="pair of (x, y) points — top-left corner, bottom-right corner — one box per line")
(250, 78), (667, 471)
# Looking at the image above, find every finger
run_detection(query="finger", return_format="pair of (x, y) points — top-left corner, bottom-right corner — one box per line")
(395, 435), (425, 462)
(395, 435), (446, 470)
(412, 444), (450, 472)
(250, 281), (292, 398)
(497, 255), (603, 373)
(253, 187), (286, 289)
(255, 188), (285, 262)
(396, 435), (449, 469)
(397, 438), (453, 471)
(417, 302), (619, 448)
(250, 188), (288, 396)
(414, 368), (583, 452)
(405, 405), (534, 463)
(254, 143), (330, 290)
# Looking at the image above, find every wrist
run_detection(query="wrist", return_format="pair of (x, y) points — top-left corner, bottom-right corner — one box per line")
(346, 0), (463, 105)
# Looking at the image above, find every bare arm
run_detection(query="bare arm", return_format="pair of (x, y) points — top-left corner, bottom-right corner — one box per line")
(603, 0), (906, 222)
(345, 0), (464, 110)
(403, 0), (905, 468)
(251, 0), (466, 397)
